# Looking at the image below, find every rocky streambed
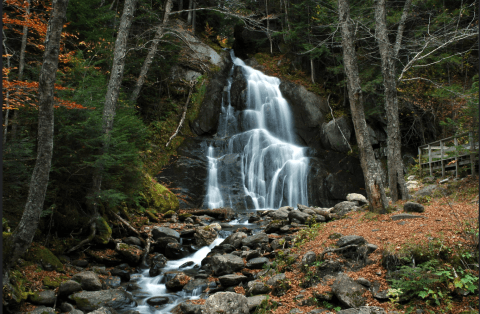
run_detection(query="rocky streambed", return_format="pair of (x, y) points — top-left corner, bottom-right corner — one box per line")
(18, 192), (418, 314)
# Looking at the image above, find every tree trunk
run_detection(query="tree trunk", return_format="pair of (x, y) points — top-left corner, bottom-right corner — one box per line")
(5, 0), (70, 271)
(12, 0), (31, 140)
(337, 0), (388, 212)
(192, 1), (196, 33)
(374, 0), (409, 202)
(187, 0), (193, 24)
(3, 30), (11, 144)
(89, 0), (137, 213)
(265, 0), (272, 54)
(130, 0), (172, 103)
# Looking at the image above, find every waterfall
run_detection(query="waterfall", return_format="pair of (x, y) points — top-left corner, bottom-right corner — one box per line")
(205, 51), (309, 210)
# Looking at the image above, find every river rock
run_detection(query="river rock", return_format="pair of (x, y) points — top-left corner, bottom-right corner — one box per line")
(223, 231), (248, 248)
(165, 243), (190, 260)
(211, 254), (245, 276)
(124, 237), (142, 247)
(218, 274), (247, 287)
(194, 226), (218, 246)
(265, 221), (284, 234)
(58, 280), (82, 296)
(153, 237), (179, 252)
(166, 273), (191, 291)
(332, 201), (359, 216)
(269, 206), (292, 220)
(149, 253), (168, 276)
(403, 202), (425, 213)
(247, 280), (271, 295)
(152, 227), (180, 241)
(203, 292), (249, 314)
(110, 269), (130, 282)
(321, 117), (352, 153)
(246, 257), (269, 269)
(242, 233), (269, 248)
(116, 243), (143, 264)
(182, 278), (210, 294)
(177, 302), (204, 314)
(331, 273), (367, 308)
(72, 271), (102, 291)
(145, 296), (170, 306)
(336, 306), (387, 314)
(88, 307), (118, 314)
(69, 289), (135, 312)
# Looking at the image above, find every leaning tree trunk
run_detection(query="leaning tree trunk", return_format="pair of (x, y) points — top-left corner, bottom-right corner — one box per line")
(375, 0), (409, 202)
(337, 0), (388, 212)
(12, 0), (31, 140)
(187, 0), (193, 24)
(5, 0), (69, 272)
(89, 0), (138, 213)
(130, 0), (172, 103)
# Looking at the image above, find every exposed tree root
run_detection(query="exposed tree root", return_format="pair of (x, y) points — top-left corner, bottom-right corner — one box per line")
(67, 222), (96, 253)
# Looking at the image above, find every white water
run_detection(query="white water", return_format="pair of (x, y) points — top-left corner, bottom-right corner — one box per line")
(133, 237), (225, 314)
(205, 51), (309, 210)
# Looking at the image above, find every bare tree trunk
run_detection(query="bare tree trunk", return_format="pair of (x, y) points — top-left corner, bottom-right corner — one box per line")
(12, 0), (31, 140)
(187, 0), (193, 24)
(130, 0), (172, 103)
(3, 30), (11, 144)
(375, 0), (409, 202)
(5, 0), (69, 271)
(265, 0), (272, 54)
(165, 85), (193, 147)
(192, 1), (196, 33)
(89, 0), (137, 213)
(337, 0), (388, 212)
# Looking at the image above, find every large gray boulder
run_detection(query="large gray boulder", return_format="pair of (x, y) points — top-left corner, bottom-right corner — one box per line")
(331, 273), (367, 308)
(28, 290), (56, 306)
(332, 201), (359, 216)
(72, 271), (102, 291)
(203, 292), (249, 314)
(269, 206), (292, 220)
(218, 274), (247, 287)
(195, 226), (218, 246)
(211, 254), (245, 276)
(246, 257), (269, 269)
(321, 117), (352, 153)
(152, 227), (180, 241)
(247, 295), (268, 312)
(223, 231), (248, 248)
(288, 210), (312, 224)
(336, 235), (366, 247)
(58, 280), (83, 296)
(69, 289), (135, 312)
(242, 233), (269, 248)
(182, 278), (210, 294)
(337, 306), (387, 314)
(247, 280), (271, 295)
(279, 80), (329, 151)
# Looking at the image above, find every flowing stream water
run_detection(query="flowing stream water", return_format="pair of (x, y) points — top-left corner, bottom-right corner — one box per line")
(130, 51), (308, 313)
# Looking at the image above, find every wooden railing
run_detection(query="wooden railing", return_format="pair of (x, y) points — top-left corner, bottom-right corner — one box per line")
(418, 131), (478, 178)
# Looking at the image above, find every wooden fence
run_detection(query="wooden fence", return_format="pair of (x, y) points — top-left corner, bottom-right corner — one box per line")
(418, 131), (479, 178)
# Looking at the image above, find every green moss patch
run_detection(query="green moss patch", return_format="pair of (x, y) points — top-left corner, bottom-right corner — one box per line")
(42, 275), (68, 288)
(24, 246), (63, 272)
(141, 173), (179, 214)
(94, 216), (112, 245)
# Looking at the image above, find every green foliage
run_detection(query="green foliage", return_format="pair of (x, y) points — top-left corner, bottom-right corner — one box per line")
(252, 296), (278, 314)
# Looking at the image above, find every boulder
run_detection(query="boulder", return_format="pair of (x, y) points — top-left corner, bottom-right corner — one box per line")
(149, 253), (168, 276)
(336, 235), (366, 247)
(403, 202), (425, 213)
(332, 201), (359, 216)
(211, 254), (245, 276)
(166, 273), (191, 291)
(247, 280), (271, 295)
(336, 306), (387, 314)
(269, 206), (292, 220)
(177, 302), (204, 314)
(246, 257), (269, 269)
(331, 273), (367, 308)
(146, 296), (170, 306)
(152, 227), (180, 241)
(72, 271), (102, 291)
(247, 295), (268, 312)
(321, 117), (352, 153)
(203, 292), (249, 314)
(301, 251), (316, 267)
(391, 214), (426, 221)
(195, 226), (218, 246)
(242, 233), (269, 248)
(288, 210), (311, 224)
(223, 231), (248, 248)
(346, 193), (368, 205)
(218, 274), (247, 287)
(153, 237), (179, 252)
(88, 307), (118, 314)
(265, 221), (284, 234)
(115, 243), (143, 264)
(69, 289), (135, 312)
(58, 280), (83, 296)
(164, 243), (190, 260)
(230, 66), (248, 110)
(22, 306), (56, 314)
(110, 269), (131, 282)
(28, 290), (56, 305)
(182, 278), (210, 294)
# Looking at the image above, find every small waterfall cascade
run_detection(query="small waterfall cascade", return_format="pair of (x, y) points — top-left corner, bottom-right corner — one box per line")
(205, 51), (309, 210)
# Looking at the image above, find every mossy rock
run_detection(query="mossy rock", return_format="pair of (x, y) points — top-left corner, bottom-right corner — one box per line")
(163, 210), (176, 218)
(178, 213), (192, 221)
(145, 210), (158, 223)
(42, 275), (68, 288)
(141, 173), (179, 214)
(94, 216), (112, 245)
(24, 246), (63, 272)
(3, 269), (33, 305)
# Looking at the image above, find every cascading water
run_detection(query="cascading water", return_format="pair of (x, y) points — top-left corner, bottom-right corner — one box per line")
(206, 51), (309, 210)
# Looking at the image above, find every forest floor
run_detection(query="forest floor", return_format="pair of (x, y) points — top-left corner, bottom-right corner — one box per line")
(10, 176), (479, 314)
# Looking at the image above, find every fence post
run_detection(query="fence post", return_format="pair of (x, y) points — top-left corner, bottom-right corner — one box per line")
(428, 144), (432, 176)
(440, 140), (445, 178)
(418, 146), (422, 177)
(454, 137), (459, 178)
(469, 131), (476, 176)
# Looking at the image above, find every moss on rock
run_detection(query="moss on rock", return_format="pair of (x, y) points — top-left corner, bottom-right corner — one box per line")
(43, 275), (68, 288)
(145, 210), (158, 223)
(141, 173), (179, 214)
(94, 216), (112, 245)
(3, 269), (32, 305)
(24, 246), (63, 272)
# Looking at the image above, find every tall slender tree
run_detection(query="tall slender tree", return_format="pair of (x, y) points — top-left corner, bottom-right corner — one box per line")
(374, 0), (411, 202)
(5, 0), (70, 271)
(89, 0), (138, 214)
(337, 0), (389, 212)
